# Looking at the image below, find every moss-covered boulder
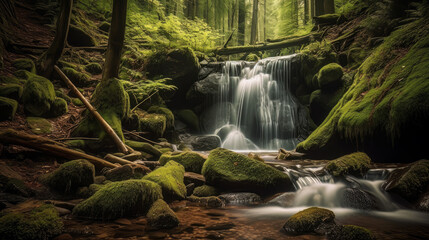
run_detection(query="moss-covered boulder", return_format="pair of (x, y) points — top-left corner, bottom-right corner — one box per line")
(176, 109), (200, 131)
(67, 25), (96, 47)
(140, 113), (167, 138)
(0, 205), (63, 240)
(84, 62), (102, 75)
(0, 84), (23, 101)
(26, 117), (52, 134)
(147, 199), (179, 229)
(12, 58), (36, 73)
(310, 87), (346, 125)
(48, 97), (68, 117)
(125, 140), (162, 159)
(282, 207), (335, 235)
(55, 90), (71, 103)
(317, 63), (343, 88)
(77, 183), (103, 198)
(147, 106), (174, 130)
(328, 225), (375, 240)
(192, 185), (219, 197)
(104, 164), (150, 181)
(62, 67), (91, 87)
(71, 97), (83, 106)
(73, 179), (162, 220)
(159, 151), (206, 173)
(0, 97), (18, 121)
(143, 161), (186, 202)
(202, 148), (293, 195)
(383, 160), (429, 202)
(0, 75), (26, 85)
(325, 152), (371, 178)
(43, 159), (95, 194)
(22, 73), (55, 117)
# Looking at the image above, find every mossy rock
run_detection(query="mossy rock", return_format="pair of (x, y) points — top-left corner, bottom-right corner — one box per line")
(148, 106), (174, 130)
(98, 21), (110, 32)
(77, 183), (103, 198)
(325, 152), (371, 178)
(22, 73), (55, 117)
(55, 90), (71, 103)
(328, 225), (375, 240)
(176, 109), (200, 131)
(71, 98), (83, 106)
(147, 199), (179, 230)
(192, 185), (219, 197)
(0, 175), (33, 197)
(159, 151), (206, 173)
(85, 62), (102, 75)
(104, 164), (150, 182)
(73, 179), (162, 220)
(143, 161), (186, 202)
(245, 53), (260, 62)
(0, 97), (18, 121)
(26, 117), (52, 134)
(48, 97), (68, 117)
(202, 148), (293, 195)
(0, 76), (25, 85)
(140, 113), (166, 138)
(310, 87), (346, 125)
(0, 84), (23, 101)
(43, 159), (95, 194)
(317, 63), (343, 88)
(12, 58), (36, 73)
(282, 207), (335, 235)
(125, 140), (162, 159)
(0, 205), (63, 240)
(62, 67), (91, 87)
(67, 25), (96, 47)
(57, 60), (78, 70)
(383, 160), (429, 202)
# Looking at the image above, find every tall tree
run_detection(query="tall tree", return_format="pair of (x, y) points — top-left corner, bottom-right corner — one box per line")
(37, 0), (72, 78)
(102, 0), (127, 82)
(304, 0), (309, 25)
(250, 0), (259, 44)
(314, 0), (324, 16)
(238, 0), (245, 45)
(324, 0), (335, 14)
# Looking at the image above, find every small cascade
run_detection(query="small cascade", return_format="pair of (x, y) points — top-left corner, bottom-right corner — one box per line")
(215, 55), (309, 150)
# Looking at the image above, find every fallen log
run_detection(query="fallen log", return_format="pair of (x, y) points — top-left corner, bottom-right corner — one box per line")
(104, 153), (138, 166)
(214, 32), (322, 55)
(0, 129), (117, 169)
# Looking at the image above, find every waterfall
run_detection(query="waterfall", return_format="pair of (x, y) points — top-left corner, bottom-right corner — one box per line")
(215, 55), (308, 150)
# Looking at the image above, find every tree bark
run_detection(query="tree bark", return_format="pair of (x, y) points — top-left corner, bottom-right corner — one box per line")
(37, 0), (72, 78)
(304, 0), (309, 25)
(250, 0), (259, 45)
(324, 0), (335, 14)
(102, 0), (127, 82)
(314, 0), (324, 16)
(238, 0), (245, 45)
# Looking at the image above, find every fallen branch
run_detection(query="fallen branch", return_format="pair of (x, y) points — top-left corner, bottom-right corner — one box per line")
(130, 90), (159, 113)
(54, 65), (130, 154)
(123, 129), (169, 148)
(0, 129), (117, 169)
(104, 154), (137, 166)
(223, 29), (236, 49)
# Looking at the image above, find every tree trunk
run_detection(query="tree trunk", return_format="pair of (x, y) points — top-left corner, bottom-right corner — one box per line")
(238, 0), (245, 45)
(324, 0), (335, 14)
(250, 0), (258, 45)
(314, 0), (324, 16)
(37, 0), (72, 78)
(263, 0), (266, 41)
(102, 0), (127, 82)
(304, 0), (309, 25)
(310, 0), (315, 20)
(205, 0), (209, 22)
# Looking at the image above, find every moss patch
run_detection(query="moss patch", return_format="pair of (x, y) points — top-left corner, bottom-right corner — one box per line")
(12, 58), (36, 73)
(26, 117), (52, 134)
(0, 84), (23, 101)
(192, 185), (219, 197)
(328, 225), (375, 240)
(317, 63), (343, 88)
(85, 62), (102, 75)
(139, 113), (167, 138)
(62, 67), (91, 87)
(148, 106), (174, 130)
(73, 179), (162, 220)
(325, 152), (371, 178)
(48, 97), (68, 117)
(159, 151), (206, 173)
(147, 199), (179, 229)
(0, 97), (18, 121)
(125, 140), (162, 158)
(282, 207), (335, 235)
(22, 73), (55, 117)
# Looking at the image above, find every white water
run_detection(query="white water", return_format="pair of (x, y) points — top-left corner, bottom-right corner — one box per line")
(215, 55), (308, 150)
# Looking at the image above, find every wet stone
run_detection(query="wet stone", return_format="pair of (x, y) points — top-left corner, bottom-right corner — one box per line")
(205, 222), (235, 230)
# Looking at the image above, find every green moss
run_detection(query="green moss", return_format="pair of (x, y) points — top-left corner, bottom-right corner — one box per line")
(0, 76), (25, 85)
(73, 179), (162, 220)
(26, 117), (52, 134)
(148, 106), (174, 130)
(328, 225), (375, 240)
(71, 98), (84, 106)
(0, 97), (18, 121)
(22, 73), (55, 117)
(62, 67), (91, 87)
(192, 185), (219, 197)
(297, 18), (429, 156)
(245, 53), (260, 62)
(55, 90), (72, 103)
(147, 199), (179, 229)
(384, 160), (429, 202)
(125, 140), (162, 158)
(282, 207), (335, 235)
(57, 60), (78, 70)
(325, 152), (371, 177)
(48, 97), (68, 117)
(143, 161), (186, 202)
(43, 159), (95, 194)
(159, 151), (206, 173)
(0, 84), (23, 101)
(12, 58), (36, 73)
(202, 148), (292, 195)
(85, 62), (102, 75)
(77, 183), (103, 198)
(176, 109), (200, 131)
(317, 63), (343, 88)
(0, 205), (63, 240)
(124, 79), (177, 110)
(140, 113), (166, 138)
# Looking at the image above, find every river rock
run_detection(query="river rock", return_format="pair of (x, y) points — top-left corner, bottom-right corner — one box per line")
(383, 159), (429, 202)
(266, 192), (296, 208)
(282, 207), (336, 235)
(340, 188), (378, 210)
(218, 192), (261, 206)
(187, 72), (221, 104)
(327, 224), (375, 240)
(325, 152), (371, 178)
(193, 185), (219, 197)
(200, 102), (237, 133)
(181, 135), (221, 151)
(147, 199), (179, 230)
(202, 148), (293, 195)
(417, 192), (429, 211)
(159, 151), (206, 173)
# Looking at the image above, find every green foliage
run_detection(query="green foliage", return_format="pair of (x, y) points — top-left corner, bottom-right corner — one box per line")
(159, 151), (206, 173)
(73, 179), (163, 220)
(0, 205), (63, 240)
(192, 185), (219, 197)
(283, 207), (335, 235)
(325, 152), (371, 177)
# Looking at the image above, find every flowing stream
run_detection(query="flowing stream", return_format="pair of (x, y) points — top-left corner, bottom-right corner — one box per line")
(214, 55), (310, 151)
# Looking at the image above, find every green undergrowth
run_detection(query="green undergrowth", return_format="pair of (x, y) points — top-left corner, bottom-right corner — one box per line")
(297, 17), (429, 153)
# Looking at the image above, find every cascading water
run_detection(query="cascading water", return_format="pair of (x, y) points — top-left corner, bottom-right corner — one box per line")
(215, 55), (309, 150)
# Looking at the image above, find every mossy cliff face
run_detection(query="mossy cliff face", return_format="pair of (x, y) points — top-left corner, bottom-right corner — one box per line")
(325, 152), (371, 178)
(159, 151), (206, 173)
(297, 18), (429, 162)
(202, 148), (293, 195)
